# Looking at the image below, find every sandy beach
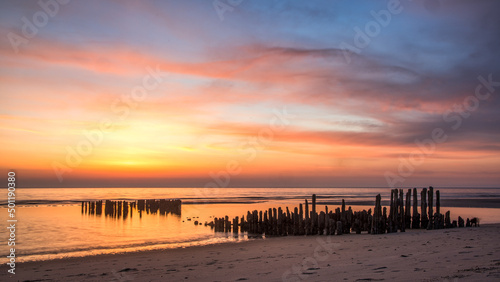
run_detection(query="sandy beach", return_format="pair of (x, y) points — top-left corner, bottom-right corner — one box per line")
(3, 224), (498, 282)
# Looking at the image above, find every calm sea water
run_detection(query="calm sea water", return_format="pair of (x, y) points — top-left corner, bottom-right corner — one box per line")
(1, 187), (499, 263)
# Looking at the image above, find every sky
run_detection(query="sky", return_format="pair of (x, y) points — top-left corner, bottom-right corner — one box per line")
(0, 0), (499, 188)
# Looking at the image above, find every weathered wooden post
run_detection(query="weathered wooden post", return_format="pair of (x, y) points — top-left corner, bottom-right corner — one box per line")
(346, 206), (352, 234)
(305, 199), (310, 235)
(98, 200), (103, 215)
(436, 190), (442, 229)
(341, 199), (347, 234)
(291, 207), (297, 235)
(299, 204), (304, 235)
(458, 216), (464, 228)
(318, 211), (325, 235)
(427, 186), (434, 230)
(371, 194), (382, 234)
(336, 220), (343, 235)
(405, 189), (411, 229)
(436, 190), (440, 216)
(445, 211), (451, 228)
(272, 208), (277, 235)
(262, 211), (267, 234)
(225, 215), (230, 233)
(412, 188), (419, 229)
(421, 188), (428, 229)
(277, 208), (283, 235)
(288, 206), (293, 235)
(399, 189), (405, 232)
(382, 207), (387, 233)
(388, 189), (396, 233)
(259, 210), (263, 234)
(123, 201), (128, 218)
(233, 216), (239, 233)
(325, 206), (329, 234)
(312, 194), (317, 234)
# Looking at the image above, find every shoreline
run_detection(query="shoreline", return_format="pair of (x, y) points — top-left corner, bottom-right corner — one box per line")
(4, 224), (500, 281)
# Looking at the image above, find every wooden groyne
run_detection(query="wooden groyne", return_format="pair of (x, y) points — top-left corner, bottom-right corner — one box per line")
(81, 199), (181, 218)
(208, 187), (479, 236)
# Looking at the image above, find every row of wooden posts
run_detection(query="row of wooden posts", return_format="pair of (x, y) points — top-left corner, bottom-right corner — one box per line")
(209, 187), (478, 235)
(371, 187), (475, 234)
(81, 199), (181, 218)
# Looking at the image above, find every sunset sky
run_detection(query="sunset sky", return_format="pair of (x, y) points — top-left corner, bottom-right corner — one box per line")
(1, 0), (499, 188)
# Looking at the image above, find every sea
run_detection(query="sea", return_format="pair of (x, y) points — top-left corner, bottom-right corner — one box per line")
(1, 187), (499, 263)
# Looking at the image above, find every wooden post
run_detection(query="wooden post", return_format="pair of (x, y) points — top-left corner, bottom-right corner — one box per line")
(123, 201), (128, 219)
(445, 211), (451, 228)
(233, 216), (239, 233)
(382, 207), (387, 234)
(399, 189), (405, 232)
(277, 208), (283, 235)
(427, 186), (434, 230)
(412, 188), (419, 229)
(421, 188), (428, 229)
(389, 189), (398, 232)
(312, 194), (317, 234)
(319, 211), (325, 235)
(289, 208), (293, 235)
(336, 220), (343, 235)
(259, 210), (263, 234)
(436, 190), (440, 216)
(325, 206), (329, 234)
(299, 204), (304, 235)
(371, 194), (382, 234)
(272, 208), (277, 235)
(305, 199), (309, 235)
(346, 206), (352, 234)
(263, 212), (267, 234)
(341, 199), (346, 234)
(293, 207), (300, 236)
(436, 190), (442, 229)
(405, 189), (411, 229)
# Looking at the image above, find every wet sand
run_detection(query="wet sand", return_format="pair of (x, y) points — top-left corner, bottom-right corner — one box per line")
(4, 224), (500, 281)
